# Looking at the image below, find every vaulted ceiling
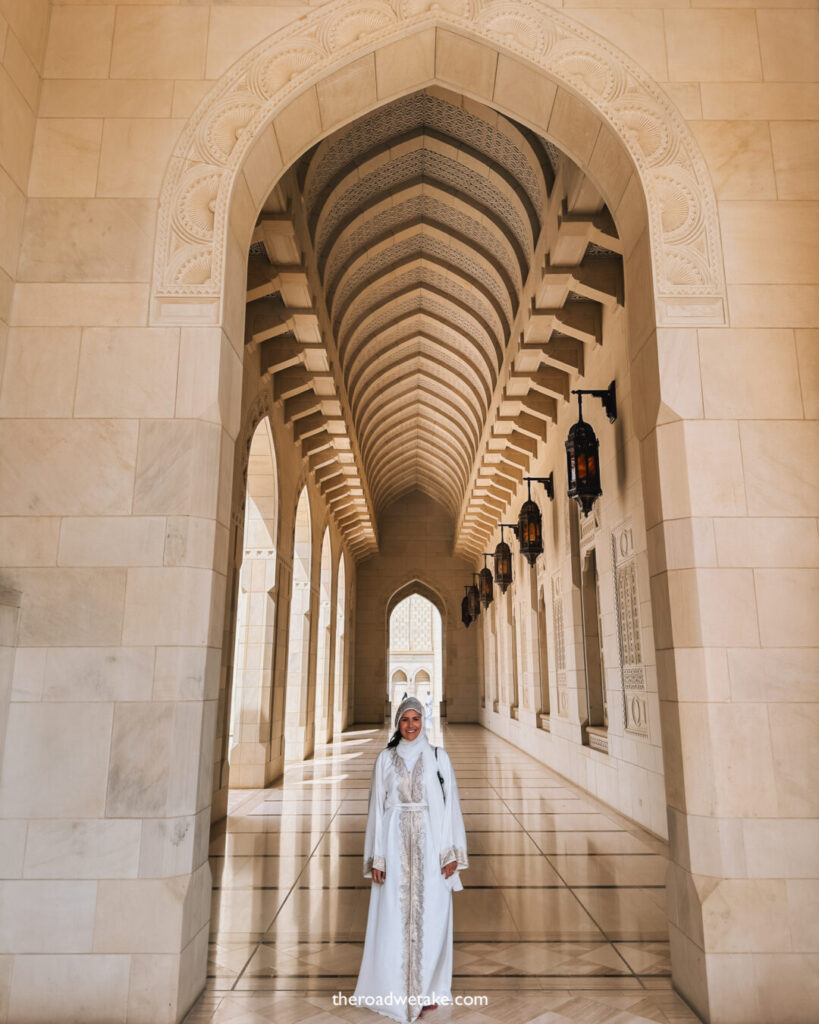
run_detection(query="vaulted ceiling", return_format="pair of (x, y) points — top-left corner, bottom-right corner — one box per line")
(246, 88), (621, 560)
(300, 91), (554, 522)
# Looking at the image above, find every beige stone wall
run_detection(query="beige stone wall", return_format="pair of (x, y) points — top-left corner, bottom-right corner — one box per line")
(479, 244), (668, 839)
(0, 0), (49, 402)
(0, 1), (815, 1022)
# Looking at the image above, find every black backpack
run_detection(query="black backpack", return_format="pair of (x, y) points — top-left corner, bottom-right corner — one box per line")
(433, 746), (445, 801)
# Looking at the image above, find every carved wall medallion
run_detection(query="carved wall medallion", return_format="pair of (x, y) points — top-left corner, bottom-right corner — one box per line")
(151, 0), (727, 328)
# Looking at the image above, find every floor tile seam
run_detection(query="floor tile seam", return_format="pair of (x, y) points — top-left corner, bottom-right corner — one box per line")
(228, 803), (345, 991)
(488, 782), (643, 987)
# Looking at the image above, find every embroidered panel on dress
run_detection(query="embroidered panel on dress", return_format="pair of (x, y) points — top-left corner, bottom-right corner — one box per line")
(391, 749), (426, 1015)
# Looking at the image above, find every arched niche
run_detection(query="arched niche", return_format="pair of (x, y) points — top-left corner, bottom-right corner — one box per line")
(332, 552), (348, 734)
(284, 486), (313, 761)
(222, 411), (280, 790)
(313, 528), (334, 748)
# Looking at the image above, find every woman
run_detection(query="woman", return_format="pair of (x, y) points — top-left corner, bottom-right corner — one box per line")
(353, 697), (468, 1023)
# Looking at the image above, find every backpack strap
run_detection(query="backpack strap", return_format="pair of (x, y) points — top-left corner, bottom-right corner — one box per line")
(433, 746), (445, 799)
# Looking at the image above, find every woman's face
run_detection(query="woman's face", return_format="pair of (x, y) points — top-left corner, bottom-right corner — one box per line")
(399, 710), (422, 740)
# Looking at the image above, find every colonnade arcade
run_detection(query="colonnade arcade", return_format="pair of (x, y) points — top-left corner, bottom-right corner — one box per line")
(1, 4), (815, 1024)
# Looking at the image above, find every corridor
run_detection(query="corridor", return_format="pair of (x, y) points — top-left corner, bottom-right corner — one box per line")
(186, 725), (700, 1024)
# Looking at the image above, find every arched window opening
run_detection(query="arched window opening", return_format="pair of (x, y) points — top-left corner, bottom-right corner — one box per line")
(313, 529), (333, 750)
(227, 418), (278, 787)
(509, 599), (520, 719)
(284, 487), (312, 762)
(581, 548), (608, 737)
(537, 588), (551, 725)
(332, 555), (347, 735)
(388, 593), (443, 731)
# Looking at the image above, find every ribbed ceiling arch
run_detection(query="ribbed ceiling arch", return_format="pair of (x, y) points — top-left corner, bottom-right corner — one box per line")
(300, 89), (553, 522)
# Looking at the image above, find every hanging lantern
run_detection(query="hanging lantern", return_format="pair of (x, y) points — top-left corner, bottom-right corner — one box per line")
(493, 524), (515, 594)
(478, 554), (494, 608)
(566, 382), (617, 517)
(461, 587), (472, 628)
(517, 474), (554, 567)
(467, 576), (481, 620)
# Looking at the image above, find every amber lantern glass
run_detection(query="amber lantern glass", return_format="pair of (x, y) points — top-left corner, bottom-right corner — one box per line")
(478, 554), (494, 608)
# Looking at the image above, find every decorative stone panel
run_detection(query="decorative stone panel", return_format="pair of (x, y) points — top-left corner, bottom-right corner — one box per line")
(151, 0), (727, 328)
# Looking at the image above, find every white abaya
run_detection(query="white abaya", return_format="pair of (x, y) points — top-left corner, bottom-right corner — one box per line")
(353, 732), (468, 1023)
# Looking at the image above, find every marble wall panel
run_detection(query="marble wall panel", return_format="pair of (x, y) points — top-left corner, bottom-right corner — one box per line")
(110, 7), (209, 81)
(41, 645), (154, 703)
(17, 198), (156, 283)
(756, 10), (819, 83)
(96, 118), (184, 199)
(123, 567), (220, 647)
(740, 420), (819, 517)
(665, 10), (762, 81)
(8, 954), (129, 1024)
(0, 164), (24, 280)
(492, 53), (557, 132)
(316, 54), (377, 134)
(28, 118), (102, 198)
(153, 645), (221, 703)
(23, 820), (142, 880)
(0, 702), (113, 818)
(720, 201), (819, 285)
(688, 121), (776, 200)
(0, 327), (80, 418)
(44, 6), (114, 79)
(133, 419), (222, 518)
(11, 283), (151, 327)
(94, 876), (189, 954)
(58, 517), (167, 569)
(75, 327), (179, 419)
(2, 568), (127, 646)
(698, 328), (802, 420)
(0, 62), (36, 192)
(770, 122), (819, 201)
(39, 79), (174, 119)
(374, 29), (435, 102)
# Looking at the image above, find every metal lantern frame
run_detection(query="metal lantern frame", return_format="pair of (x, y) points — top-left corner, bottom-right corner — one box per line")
(517, 473), (554, 567)
(494, 523), (515, 594)
(478, 554), (494, 608)
(467, 576), (481, 620)
(566, 381), (617, 517)
(461, 587), (472, 628)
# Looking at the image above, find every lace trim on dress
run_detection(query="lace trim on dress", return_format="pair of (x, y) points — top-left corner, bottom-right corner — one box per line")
(391, 749), (425, 1016)
(365, 855), (386, 874)
(439, 846), (469, 870)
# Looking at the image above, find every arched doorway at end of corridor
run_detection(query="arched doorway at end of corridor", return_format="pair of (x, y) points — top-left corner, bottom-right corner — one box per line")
(387, 585), (444, 741)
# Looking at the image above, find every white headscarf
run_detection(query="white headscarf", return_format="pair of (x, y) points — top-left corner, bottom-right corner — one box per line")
(393, 697), (430, 768)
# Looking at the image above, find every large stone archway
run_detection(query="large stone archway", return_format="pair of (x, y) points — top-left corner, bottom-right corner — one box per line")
(150, 0), (727, 331)
(5, 1), (812, 1021)
(144, 11), (731, 1020)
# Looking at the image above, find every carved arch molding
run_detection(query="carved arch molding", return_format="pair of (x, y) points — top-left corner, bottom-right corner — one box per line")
(152, 0), (727, 328)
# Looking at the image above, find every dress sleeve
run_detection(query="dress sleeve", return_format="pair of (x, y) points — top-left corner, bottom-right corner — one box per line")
(363, 751), (388, 878)
(438, 749), (469, 871)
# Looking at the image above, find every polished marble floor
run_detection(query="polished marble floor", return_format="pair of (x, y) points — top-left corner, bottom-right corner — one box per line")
(184, 723), (702, 1023)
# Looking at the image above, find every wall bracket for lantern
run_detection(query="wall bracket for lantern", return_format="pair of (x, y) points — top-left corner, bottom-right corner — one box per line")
(566, 381), (616, 517)
(572, 380), (617, 423)
(524, 473), (555, 500)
